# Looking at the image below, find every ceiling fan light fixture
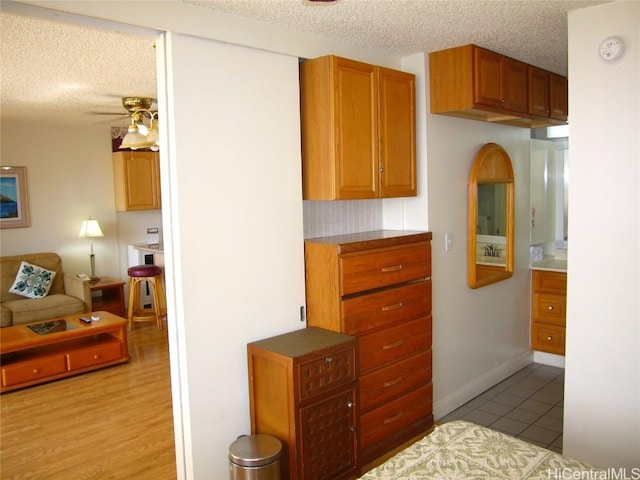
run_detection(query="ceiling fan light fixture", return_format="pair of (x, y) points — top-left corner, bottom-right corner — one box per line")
(118, 98), (160, 151)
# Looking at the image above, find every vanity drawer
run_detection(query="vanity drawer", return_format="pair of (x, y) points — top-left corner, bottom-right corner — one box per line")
(532, 293), (566, 324)
(2, 354), (67, 387)
(360, 349), (432, 413)
(67, 339), (123, 371)
(531, 322), (565, 355)
(341, 244), (430, 295)
(342, 281), (431, 336)
(297, 344), (356, 401)
(359, 316), (432, 373)
(532, 270), (567, 295)
(360, 382), (433, 452)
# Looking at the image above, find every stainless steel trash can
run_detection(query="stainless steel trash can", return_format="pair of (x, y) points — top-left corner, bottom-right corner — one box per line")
(228, 434), (282, 480)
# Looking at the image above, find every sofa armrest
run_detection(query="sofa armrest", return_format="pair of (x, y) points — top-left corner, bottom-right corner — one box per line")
(63, 274), (92, 312)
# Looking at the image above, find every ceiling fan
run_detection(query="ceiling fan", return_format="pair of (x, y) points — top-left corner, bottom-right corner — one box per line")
(102, 96), (160, 151)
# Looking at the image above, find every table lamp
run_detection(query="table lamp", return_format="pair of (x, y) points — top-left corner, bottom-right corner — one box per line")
(78, 218), (104, 281)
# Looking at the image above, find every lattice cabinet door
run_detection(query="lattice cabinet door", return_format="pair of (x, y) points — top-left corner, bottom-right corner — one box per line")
(298, 387), (357, 480)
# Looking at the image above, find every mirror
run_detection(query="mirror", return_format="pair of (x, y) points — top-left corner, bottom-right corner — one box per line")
(468, 143), (514, 288)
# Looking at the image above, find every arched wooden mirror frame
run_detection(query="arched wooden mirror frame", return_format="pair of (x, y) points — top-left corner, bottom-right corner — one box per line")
(468, 143), (515, 288)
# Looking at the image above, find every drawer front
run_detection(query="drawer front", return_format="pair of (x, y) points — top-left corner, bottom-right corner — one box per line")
(342, 281), (431, 336)
(531, 322), (565, 355)
(67, 340), (123, 371)
(2, 355), (67, 387)
(532, 270), (567, 294)
(360, 382), (433, 452)
(359, 316), (432, 373)
(341, 245), (430, 295)
(532, 293), (566, 324)
(298, 346), (356, 401)
(360, 349), (432, 413)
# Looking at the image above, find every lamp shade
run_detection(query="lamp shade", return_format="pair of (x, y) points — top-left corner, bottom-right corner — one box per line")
(78, 219), (104, 238)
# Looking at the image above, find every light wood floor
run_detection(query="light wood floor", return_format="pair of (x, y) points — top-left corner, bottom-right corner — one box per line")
(1, 322), (176, 480)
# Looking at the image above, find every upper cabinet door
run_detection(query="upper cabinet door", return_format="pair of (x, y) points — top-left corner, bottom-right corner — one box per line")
(333, 57), (378, 199)
(549, 73), (568, 121)
(378, 67), (416, 198)
(528, 66), (551, 117)
(113, 151), (161, 211)
(300, 55), (416, 200)
(474, 47), (503, 108)
(501, 57), (528, 113)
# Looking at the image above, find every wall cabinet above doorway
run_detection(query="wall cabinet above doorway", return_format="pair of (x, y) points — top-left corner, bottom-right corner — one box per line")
(300, 55), (417, 200)
(429, 44), (568, 128)
(113, 151), (161, 211)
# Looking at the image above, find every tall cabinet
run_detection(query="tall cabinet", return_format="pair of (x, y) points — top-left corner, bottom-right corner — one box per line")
(304, 230), (433, 471)
(300, 55), (416, 200)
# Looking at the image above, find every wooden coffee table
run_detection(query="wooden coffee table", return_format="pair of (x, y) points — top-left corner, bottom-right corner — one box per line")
(0, 311), (129, 393)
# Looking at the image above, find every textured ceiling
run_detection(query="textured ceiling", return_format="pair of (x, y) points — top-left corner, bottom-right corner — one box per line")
(0, 11), (157, 125)
(188, 0), (608, 74)
(1, 0), (608, 124)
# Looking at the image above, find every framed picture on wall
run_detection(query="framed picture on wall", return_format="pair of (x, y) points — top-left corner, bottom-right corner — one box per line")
(0, 166), (30, 229)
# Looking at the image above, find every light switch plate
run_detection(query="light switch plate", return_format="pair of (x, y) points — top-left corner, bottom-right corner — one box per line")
(445, 233), (454, 252)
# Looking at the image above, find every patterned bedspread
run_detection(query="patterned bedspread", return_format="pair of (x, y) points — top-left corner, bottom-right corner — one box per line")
(359, 420), (600, 479)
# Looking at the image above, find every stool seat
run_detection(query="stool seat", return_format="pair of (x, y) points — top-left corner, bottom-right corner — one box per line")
(127, 265), (166, 331)
(128, 265), (163, 277)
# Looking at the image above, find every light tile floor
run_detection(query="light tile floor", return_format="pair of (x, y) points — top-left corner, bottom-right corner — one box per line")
(439, 363), (565, 453)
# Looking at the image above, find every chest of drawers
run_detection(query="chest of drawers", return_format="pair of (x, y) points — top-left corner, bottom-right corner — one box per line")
(304, 230), (433, 471)
(247, 327), (358, 480)
(531, 269), (567, 355)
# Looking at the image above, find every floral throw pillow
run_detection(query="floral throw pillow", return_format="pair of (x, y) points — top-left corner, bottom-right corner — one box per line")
(9, 261), (57, 299)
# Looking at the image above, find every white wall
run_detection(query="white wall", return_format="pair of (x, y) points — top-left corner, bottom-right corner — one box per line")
(161, 34), (307, 478)
(0, 120), (161, 280)
(564, 1), (640, 467)
(423, 107), (534, 417)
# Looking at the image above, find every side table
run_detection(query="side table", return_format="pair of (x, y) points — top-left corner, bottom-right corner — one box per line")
(91, 277), (126, 317)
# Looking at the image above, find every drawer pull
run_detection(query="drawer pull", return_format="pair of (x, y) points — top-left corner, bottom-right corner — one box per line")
(382, 302), (403, 312)
(382, 376), (403, 388)
(383, 411), (404, 424)
(382, 339), (404, 350)
(93, 354), (100, 360)
(33, 368), (40, 374)
(347, 401), (355, 409)
(325, 357), (333, 366)
(381, 264), (403, 273)
(547, 306), (554, 311)
(547, 336), (553, 341)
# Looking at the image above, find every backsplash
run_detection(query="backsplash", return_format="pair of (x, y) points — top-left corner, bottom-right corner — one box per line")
(303, 199), (383, 239)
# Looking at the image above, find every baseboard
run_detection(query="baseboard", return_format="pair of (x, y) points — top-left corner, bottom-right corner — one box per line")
(433, 350), (533, 421)
(532, 351), (565, 368)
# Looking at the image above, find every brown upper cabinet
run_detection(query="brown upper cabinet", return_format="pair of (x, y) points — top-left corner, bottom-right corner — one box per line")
(300, 55), (416, 200)
(113, 151), (161, 211)
(429, 44), (568, 128)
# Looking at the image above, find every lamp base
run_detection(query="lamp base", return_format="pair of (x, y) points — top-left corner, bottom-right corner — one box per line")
(89, 254), (99, 284)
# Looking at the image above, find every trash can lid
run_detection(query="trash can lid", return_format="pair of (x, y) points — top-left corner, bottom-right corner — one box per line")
(228, 434), (282, 467)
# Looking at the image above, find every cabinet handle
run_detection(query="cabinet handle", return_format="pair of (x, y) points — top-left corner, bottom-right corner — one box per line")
(93, 354), (100, 360)
(33, 368), (40, 374)
(383, 411), (404, 424)
(547, 336), (553, 341)
(547, 306), (554, 311)
(382, 376), (403, 388)
(347, 401), (355, 409)
(382, 339), (404, 350)
(325, 357), (333, 366)
(381, 264), (403, 273)
(382, 302), (403, 312)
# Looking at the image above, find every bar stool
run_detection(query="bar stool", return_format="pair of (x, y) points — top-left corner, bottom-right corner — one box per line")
(127, 264), (166, 330)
